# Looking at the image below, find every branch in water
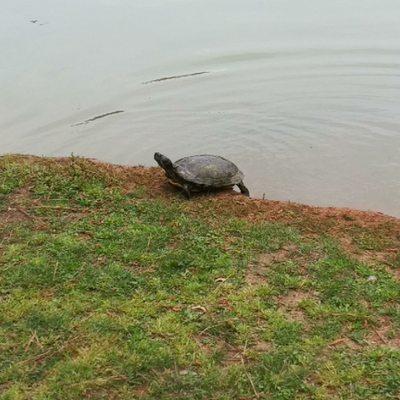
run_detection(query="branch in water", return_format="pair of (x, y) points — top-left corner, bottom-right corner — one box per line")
(71, 110), (124, 127)
(142, 71), (209, 84)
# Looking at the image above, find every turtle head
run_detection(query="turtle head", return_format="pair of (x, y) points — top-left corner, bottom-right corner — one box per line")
(154, 152), (174, 172)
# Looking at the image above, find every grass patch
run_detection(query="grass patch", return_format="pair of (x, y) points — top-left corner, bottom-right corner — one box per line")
(0, 155), (399, 399)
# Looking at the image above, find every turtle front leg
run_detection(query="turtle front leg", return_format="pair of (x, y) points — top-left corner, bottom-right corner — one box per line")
(237, 181), (250, 197)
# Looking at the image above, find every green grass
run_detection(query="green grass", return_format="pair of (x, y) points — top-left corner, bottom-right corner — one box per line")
(0, 155), (399, 399)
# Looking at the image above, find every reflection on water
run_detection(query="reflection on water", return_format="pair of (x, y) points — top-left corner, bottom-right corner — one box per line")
(1, 0), (400, 216)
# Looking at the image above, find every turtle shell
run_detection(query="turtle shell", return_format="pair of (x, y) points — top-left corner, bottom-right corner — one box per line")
(174, 155), (244, 187)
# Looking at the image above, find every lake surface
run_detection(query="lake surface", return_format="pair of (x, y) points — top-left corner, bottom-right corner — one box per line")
(1, 0), (400, 216)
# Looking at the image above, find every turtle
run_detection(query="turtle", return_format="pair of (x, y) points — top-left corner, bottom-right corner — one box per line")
(154, 152), (250, 198)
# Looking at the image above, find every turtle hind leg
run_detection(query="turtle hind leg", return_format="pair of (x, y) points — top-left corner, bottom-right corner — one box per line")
(182, 184), (192, 200)
(237, 181), (250, 197)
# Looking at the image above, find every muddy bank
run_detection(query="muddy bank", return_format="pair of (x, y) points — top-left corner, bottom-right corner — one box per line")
(2, 154), (399, 241)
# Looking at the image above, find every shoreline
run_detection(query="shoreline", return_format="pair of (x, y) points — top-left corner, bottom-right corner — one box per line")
(2, 153), (399, 223)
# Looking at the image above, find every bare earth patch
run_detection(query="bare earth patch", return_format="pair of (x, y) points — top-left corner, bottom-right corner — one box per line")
(194, 335), (244, 366)
(1, 207), (32, 224)
(367, 316), (400, 349)
(245, 245), (298, 285)
(390, 267), (400, 282)
(252, 341), (273, 352)
(339, 235), (399, 267)
(328, 337), (362, 350)
(0, 187), (34, 224)
(131, 385), (150, 398)
(277, 290), (316, 322)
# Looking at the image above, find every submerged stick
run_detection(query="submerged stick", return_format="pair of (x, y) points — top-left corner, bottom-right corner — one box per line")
(142, 71), (209, 84)
(71, 110), (124, 127)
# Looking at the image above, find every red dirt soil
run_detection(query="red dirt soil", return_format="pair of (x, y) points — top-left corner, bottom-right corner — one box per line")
(2, 155), (400, 241)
